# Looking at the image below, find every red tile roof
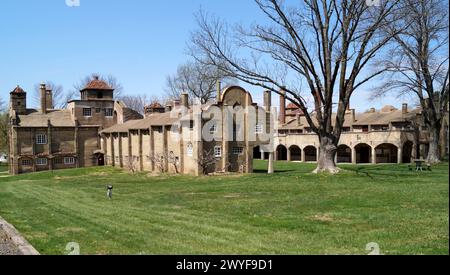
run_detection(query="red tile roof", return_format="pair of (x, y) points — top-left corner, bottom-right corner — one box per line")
(82, 78), (113, 91)
(10, 85), (26, 94)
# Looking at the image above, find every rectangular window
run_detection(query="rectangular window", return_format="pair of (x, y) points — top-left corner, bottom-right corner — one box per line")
(255, 124), (263, 134)
(21, 159), (32, 166)
(95, 108), (101, 113)
(104, 108), (114, 117)
(83, 108), (92, 117)
(232, 147), (244, 155)
(53, 158), (63, 165)
(189, 120), (195, 130)
(36, 158), (48, 166)
(209, 124), (217, 135)
(214, 146), (222, 158)
(36, 134), (47, 145)
(64, 157), (76, 165)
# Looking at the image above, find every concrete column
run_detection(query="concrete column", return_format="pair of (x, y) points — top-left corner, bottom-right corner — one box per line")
(110, 134), (115, 167)
(138, 129), (143, 171)
(301, 148), (305, 163)
(371, 147), (377, 164)
(268, 152), (274, 174)
(352, 147), (357, 165)
(334, 153), (338, 164)
(163, 126), (169, 172)
(397, 147), (403, 164)
(261, 150), (265, 160)
(150, 127), (155, 171)
(287, 147), (291, 162)
(118, 133), (123, 168)
(74, 121), (80, 168)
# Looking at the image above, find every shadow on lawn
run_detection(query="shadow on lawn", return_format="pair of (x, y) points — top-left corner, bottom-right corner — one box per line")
(253, 169), (296, 174)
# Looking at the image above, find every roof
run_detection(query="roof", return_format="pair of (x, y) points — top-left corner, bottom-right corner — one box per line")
(280, 107), (419, 130)
(101, 112), (180, 133)
(81, 77), (113, 91)
(10, 86), (26, 94)
(123, 107), (144, 121)
(16, 109), (75, 127)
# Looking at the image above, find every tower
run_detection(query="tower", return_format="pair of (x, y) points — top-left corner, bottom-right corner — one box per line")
(9, 86), (27, 115)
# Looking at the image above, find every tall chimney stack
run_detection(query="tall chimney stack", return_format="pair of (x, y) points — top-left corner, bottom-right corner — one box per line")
(264, 90), (272, 111)
(181, 93), (189, 110)
(402, 103), (408, 114)
(279, 88), (286, 124)
(46, 89), (53, 110)
(216, 80), (222, 103)
(40, 83), (47, 114)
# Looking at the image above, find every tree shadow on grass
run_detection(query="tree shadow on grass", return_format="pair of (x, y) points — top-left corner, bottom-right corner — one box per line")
(253, 169), (296, 174)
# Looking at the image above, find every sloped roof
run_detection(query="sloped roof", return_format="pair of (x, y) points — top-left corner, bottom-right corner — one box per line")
(16, 110), (75, 127)
(10, 86), (26, 94)
(101, 112), (180, 133)
(82, 78), (113, 91)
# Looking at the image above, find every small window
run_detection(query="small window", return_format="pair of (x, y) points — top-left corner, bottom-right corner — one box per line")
(187, 143), (193, 157)
(209, 124), (217, 135)
(36, 134), (47, 145)
(232, 147), (244, 155)
(189, 120), (195, 130)
(95, 108), (101, 113)
(255, 124), (263, 134)
(36, 158), (48, 166)
(104, 108), (114, 117)
(53, 158), (63, 165)
(21, 159), (32, 166)
(17, 102), (21, 106)
(214, 146), (222, 158)
(83, 108), (92, 117)
(64, 157), (76, 165)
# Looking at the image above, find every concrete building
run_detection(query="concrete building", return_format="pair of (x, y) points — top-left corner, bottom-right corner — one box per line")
(262, 92), (449, 165)
(8, 78), (142, 175)
(100, 86), (269, 175)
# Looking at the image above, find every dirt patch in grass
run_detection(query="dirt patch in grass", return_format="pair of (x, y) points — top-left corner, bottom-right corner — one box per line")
(310, 214), (334, 222)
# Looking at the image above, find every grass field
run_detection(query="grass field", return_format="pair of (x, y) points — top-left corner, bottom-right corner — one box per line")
(0, 161), (448, 255)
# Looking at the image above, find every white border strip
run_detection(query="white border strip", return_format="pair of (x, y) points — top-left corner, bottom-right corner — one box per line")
(0, 216), (40, 255)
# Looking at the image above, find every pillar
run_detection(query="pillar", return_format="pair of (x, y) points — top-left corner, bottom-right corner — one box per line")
(287, 147), (291, 162)
(352, 147), (357, 165)
(301, 148), (305, 163)
(371, 147), (377, 164)
(397, 147), (403, 164)
(268, 152), (274, 174)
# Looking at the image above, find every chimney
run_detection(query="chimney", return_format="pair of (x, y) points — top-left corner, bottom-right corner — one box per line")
(264, 90), (272, 111)
(402, 103), (408, 114)
(216, 80), (222, 103)
(296, 113), (302, 126)
(46, 89), (53, 110)
(350, 109), (356, 123)
(40, 83), (47, 114)
(181, 93), (189, 109)
(279, 88), (286, 124)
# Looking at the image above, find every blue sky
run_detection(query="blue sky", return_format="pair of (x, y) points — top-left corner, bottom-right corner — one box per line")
(0, 0), (404, 110)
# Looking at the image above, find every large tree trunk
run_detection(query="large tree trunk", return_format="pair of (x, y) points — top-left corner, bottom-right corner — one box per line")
(313, 136), (340, 174)
(427, 125), (441, 164)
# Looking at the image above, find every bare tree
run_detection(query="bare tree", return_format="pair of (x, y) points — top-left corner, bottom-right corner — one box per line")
(33, 81), (67, 109)
(195, 149), (217, 175)
(126, 156), (139, 173)
(373, 0), (449, 163)
(190, 0), (401, 173)
(120, 94), (149, 114)
(150, 153), (166, 173)
(167, 151), (181, 174)
(165, 61), (233, 104)
(72, 73), (124, 98)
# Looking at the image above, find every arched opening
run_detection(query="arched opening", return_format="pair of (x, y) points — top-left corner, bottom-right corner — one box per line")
(337, 145), (352, 163)
(304, 146), (317, 162)
(253, 146), (262, 160)
(289, 145), (302, 161)
(355, 143), (372, 164)
(402, 141), (414, 163)
(375, 143), (398, 163)
(97, 153), (105, 166)
(276, 145), (288, 161)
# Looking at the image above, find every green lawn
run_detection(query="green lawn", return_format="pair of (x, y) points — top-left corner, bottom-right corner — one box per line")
(0, 161), (448, 255)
